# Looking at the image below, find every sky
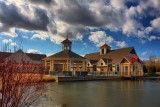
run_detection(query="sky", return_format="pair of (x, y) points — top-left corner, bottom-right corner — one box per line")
(0, 0), (160, 60)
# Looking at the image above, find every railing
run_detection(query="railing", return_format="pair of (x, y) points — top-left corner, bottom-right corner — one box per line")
(121, 71), (143, 76)
(49, 71), (120, 77)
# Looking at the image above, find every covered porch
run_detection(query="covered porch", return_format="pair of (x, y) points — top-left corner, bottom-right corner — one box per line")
(44, 58), (87, 75)
(120, 57), (143, 76)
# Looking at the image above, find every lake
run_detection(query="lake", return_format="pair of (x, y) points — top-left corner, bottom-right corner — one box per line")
(34, 80), (160, 107)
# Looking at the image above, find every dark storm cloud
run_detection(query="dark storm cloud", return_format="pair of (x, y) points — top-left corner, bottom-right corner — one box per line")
(29, 0), (56, 6)
(0, 2), (49, 31)
(56, 0), (123, 27)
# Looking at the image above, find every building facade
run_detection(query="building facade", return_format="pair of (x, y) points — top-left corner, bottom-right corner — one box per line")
(85, 44), (143, 76)
(43, 38), (86, 75)
(44, 38), (143, 76)
(0, 49), (46, 73)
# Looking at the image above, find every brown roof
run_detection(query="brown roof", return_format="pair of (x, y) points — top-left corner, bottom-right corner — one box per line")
(101, 58), (112, 64)
(89, 60), (98, 65)
(26, 53), (46, 60)
(48, 50), (85, 59)
(0, 52), (12, 63)
(0, 50), (46, 62)
(61, 39), (72, 44)
(84, 47), (135, 63)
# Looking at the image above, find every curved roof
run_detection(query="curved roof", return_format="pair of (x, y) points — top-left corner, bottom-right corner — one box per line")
(47, 50), (85, 59)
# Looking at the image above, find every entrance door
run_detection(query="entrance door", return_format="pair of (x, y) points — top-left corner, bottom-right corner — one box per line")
(125, 66), (128, 75)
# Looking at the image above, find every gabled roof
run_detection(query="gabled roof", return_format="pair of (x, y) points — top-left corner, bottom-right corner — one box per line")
(88, 60), (98, 65)
(26, 53), (46, 60)
(0, 50), (46, 62)
(47, 50), (85, 59)
(84, 47), (135, 63)
(124, 56), (142, 64)
(100, 44), (111, 49)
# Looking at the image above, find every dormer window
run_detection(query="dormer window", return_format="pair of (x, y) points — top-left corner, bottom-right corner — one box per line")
(100, 44), (111, 55)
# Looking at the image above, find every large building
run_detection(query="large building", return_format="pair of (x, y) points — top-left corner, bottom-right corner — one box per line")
(44, 38), (143, 76)
(0, 49), (46, 73)
(85, 44), (143, 76)
(43, 38), (86, 75)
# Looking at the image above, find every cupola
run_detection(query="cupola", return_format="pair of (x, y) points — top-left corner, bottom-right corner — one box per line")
(61, 37), (72, 51)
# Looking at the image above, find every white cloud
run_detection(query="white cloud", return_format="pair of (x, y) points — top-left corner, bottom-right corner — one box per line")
(50, 34), (65, 44)
(144, 27), (153, 34)
(141, 51), (148, 56)
(122, 19), (140, 36)
(151, 17), (160, 31)
(116, 41), (127, 48)
(46, 53), (54, 57)
(148, 36), (157, 41)
(31, 31), (49, 40)
(27, 49), (41, 54)
(89, 31), (114, 47)
(110, 0), (125, 10)
(125, 6), (137, 18)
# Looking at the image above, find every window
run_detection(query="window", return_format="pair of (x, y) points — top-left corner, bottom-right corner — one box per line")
(110, 66), (112, 71)
(101, 48), (104, 54)
(117, 65), (119, 71)
(101, 63), (103, 66)
(88, 63), (90, 66)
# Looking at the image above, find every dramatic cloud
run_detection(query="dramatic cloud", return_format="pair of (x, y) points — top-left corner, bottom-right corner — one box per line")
(0, 2), (49, 31)
(0, 0), (160, 45)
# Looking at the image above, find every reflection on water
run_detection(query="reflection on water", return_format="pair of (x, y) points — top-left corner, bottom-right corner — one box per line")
(34, 80), (160, 107)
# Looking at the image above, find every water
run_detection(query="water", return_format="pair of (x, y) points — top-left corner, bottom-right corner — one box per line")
(34, 80), (160, 107)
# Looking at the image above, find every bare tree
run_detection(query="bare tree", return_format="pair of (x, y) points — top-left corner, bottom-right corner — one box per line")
(0, 47), (46, 107)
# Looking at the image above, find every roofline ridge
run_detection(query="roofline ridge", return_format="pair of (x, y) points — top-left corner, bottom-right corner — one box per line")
(112, 47), (134, 51)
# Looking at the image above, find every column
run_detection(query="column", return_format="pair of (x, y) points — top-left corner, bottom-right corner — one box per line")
(82, 61), (85, 71)
(120, 65), (123, 76)
(49, 60), (52, 71)
(66, 60), (68, 71)
(128, 65), (130, 76)
(130, 65), (133, 76)
(69, 60), (71, 71)
(52, 60), (54, 71)
(45, 60), (47, 70)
